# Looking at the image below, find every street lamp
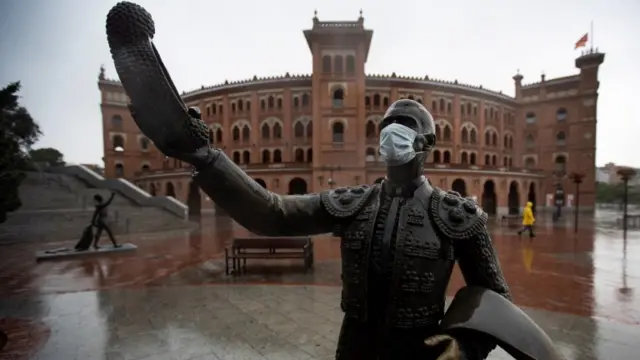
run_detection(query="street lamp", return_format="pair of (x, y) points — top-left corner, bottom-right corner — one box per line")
(616, 166), (637, 236)
(569, 172), (585, 234)
(320, 165), (342, 189)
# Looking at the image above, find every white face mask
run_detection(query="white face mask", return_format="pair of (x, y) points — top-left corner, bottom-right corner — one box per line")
(379, 123), (418, 166)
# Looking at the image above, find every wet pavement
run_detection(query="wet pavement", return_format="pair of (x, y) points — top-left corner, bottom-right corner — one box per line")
(0, 211), (639, 359)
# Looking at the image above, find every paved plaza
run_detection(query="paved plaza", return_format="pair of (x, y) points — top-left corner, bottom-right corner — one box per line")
(0, 212), (639, 360)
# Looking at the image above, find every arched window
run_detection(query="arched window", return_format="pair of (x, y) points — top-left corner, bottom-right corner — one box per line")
(262, 149), (271, 164)
(294, 148), (304, 162)
(525, 157), (536, 169)
(332, 122), (345, 143)
(491, 133), (498, 146)
(447, 102), (452, 114)
(373, 94), (381, 107)
(267, 96), (275, 109)
(443, 151), (451, 164)
(555, 155), (567, 173)
(435, 125), (441, 139)
(433, 150), (441, 163)
(366, 121), (376, 138)
(242, 150), (250, 164)
(277, 98), (283, 109)
(294, 121), (304, 138)
(322, 55), (332, 73)
(273, 149), (282, 163)
(215, 128), (223, 143)
(432, 100), (437, 112)
(301, 93), (310, 106)
(260, 99), (266, 110)
(139, 137), (149, 150)
(492, 155), (497, 166)
(231, 102), (236, 113)
(556, 108), (567, 122)
(526, 112), (536, 124)
(365, 96), (371, 107)
(112, 135), (124, 152)
(237, 100), (243, 111)
(332, 87), (345, 107)
(141, 164), (150, 172)
(443, 126), (452, 141)
(383, 96), (390, 107)
(242, 125), (250, 141)
(461, 152), (468, 164)
(293, 97), (300, 108)
(111, 115), (123, 130)
(346, 55), (355, 74)
(461, 128), (469, 143)
(439, 99), (445, 112)
(232, 152), (241, 164)
(470, 153), (477, 165)
(306, 148), (313, 163)
(334, 55), (344, 74)
(306, 121), (313, 137)
(485, 132), (491, 146)
(261, 123), (270, 139)
(485, 154), (491, 165)
(556, 131), (566, 146)
(470, 129), (477, 144)
(273, 123), (282, 139)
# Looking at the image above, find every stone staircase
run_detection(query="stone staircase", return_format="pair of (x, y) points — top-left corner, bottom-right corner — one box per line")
(0, 165), (192, 244)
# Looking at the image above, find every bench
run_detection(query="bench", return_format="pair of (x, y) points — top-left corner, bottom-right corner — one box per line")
(500, 214), (521, 227)
(224, 237), (314, 275)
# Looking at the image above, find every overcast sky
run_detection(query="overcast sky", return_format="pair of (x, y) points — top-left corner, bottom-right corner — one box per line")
(0, 0), (638, 167)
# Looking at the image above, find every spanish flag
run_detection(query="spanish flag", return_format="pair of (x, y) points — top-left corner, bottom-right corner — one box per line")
(575, 33), (588, 49)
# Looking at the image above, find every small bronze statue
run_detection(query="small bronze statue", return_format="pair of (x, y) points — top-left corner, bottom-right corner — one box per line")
(91, 193), (119, 249)
(105, 2), (564, 359)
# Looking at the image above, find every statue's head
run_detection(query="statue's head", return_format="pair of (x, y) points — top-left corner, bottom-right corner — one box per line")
(378, 99), (436, 184)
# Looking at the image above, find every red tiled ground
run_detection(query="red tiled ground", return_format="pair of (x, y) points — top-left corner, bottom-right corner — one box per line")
(0, 214), (638, 360)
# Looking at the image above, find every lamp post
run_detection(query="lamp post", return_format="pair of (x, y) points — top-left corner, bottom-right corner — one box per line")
(616, 167), (637, 236)
(569, 172), (585, 234)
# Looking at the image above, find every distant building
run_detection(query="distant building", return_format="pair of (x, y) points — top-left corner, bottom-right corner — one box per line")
(98, 13), (604, 216)
(597, 163), (640, 186)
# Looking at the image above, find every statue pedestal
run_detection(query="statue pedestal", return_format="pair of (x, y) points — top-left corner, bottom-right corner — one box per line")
(35, 243), (137, 261)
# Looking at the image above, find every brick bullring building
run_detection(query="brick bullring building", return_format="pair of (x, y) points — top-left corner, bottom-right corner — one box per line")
(98, 14), (604, 217)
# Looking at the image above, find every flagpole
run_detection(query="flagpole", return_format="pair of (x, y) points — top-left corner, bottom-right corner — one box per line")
(590, 20), (594, 51)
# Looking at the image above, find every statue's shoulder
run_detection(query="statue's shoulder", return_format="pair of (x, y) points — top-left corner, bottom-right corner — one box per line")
(429, 188), (487, 239)
(320, 184), (379, 218)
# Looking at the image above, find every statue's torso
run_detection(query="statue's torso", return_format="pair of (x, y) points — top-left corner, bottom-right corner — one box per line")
(339, 184), (456, 329)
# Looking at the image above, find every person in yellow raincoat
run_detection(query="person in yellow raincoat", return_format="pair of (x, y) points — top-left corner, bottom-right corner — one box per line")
(517, 201), (536, 239)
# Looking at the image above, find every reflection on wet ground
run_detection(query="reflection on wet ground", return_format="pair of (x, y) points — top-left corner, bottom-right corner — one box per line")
(0, 210), (639, 359)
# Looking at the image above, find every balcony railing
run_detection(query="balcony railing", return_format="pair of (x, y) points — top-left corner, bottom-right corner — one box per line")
(134, 162), (544, 178)
(366, 162), (544, 174)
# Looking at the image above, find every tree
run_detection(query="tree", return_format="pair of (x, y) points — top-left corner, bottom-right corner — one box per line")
(29, 147), (65, 166)
(0, 82), (41, 223)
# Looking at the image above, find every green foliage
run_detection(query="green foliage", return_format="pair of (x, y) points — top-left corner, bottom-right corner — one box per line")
(596, 182), (640, 204)
(29, 147), (65, 166)
(0, 81), (42, 223)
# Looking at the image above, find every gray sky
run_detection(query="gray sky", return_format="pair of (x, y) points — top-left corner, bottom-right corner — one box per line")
(1, 0), (638, 166)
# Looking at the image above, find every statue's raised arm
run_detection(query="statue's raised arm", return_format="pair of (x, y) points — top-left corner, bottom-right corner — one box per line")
(105, 2), (374, 236)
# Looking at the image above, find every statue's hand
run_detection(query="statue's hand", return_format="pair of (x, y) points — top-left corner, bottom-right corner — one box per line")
(424, 334), (467, 360)
(129, 104), (216, 169)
